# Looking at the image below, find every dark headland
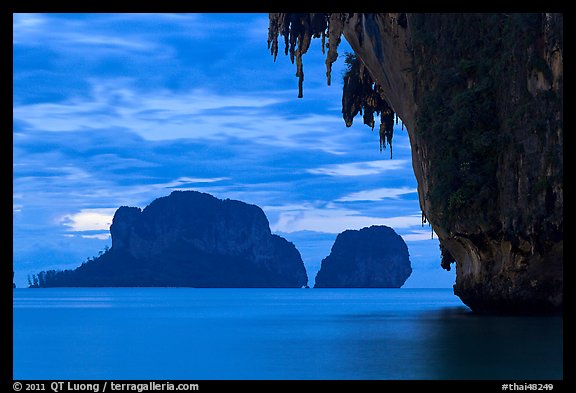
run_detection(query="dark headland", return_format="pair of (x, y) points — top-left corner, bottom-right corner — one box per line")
(32, 191), (308, 288)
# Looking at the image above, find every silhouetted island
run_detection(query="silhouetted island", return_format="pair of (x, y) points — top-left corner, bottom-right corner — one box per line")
(314, 225), (412, 288)
(33, 191), (308, 287)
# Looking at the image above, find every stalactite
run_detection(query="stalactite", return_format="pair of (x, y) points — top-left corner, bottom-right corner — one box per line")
(267, 13), (281, 62)
(325, 14), (346, 86)
(343, 53), (396, 155)
(268, 13), (332, 97)
(296, 55), (304, 98)
(380, 110), (395, 157)
(268, 13), (396, 154)
(268, 13), (350, 95)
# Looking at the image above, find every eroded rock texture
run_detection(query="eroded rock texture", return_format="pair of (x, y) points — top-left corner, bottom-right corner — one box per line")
(269, 13), (563, 313)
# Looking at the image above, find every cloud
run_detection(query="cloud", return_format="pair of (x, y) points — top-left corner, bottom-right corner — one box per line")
(306, 159), (410, 177)
(12, 13), (45, 31)
(14, 82), (279, 132)
(337, 187), (417, 202)
(63, 232), (111, 240)
(13, 13), (162, 53)
(80, 233), (111, 240)
(270, 203), (422, 234)
(13, 12), (360, 154)
(170, 176), (229, 184)
(401, 229), (437, 242)
(58, 208), (117, 232)
(12, 13), (448, 289)
(13, 79), (351, 153)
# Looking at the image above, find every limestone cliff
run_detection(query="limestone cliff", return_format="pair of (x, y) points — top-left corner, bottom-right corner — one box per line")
(314, 225), (412, 288)
(268, 13), (563, 313)
(34, 191), (308, 288)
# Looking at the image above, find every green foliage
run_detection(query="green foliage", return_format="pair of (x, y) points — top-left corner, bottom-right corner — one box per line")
(410, 13), (551, 230)
(417, 59), (500, 226)
(267, 13), (561, 233)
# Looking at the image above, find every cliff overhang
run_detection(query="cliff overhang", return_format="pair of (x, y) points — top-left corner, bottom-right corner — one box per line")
(268, 13), (563, 314)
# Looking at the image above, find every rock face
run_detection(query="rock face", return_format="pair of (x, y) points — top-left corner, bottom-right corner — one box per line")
(268, 13), (563, 313)
(314, 226), (412, 288)
(36, 191), (308, 287)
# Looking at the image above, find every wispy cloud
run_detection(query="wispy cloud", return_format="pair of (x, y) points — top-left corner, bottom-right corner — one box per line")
(401, 229), (437, 242)
(13, 13), (274, 66)
(269, 202), (422, 234)
(306, 159), (410, 177)
(12, 13), (45, 31)
(13, 82), (279, 131)
(13, 79), (351, 153)
(13, 13), (162, 53)
(170, 176), (229, 185)
(80, 233), (111, 240)
(337, 187), (417, 202)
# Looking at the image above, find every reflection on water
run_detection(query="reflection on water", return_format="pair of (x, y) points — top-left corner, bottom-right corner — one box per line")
(309, 307), (562, 380)
(422, 308), (563, 379)
(13, 288), (562, 380)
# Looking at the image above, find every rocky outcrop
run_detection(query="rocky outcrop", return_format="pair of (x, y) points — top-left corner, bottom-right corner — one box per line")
(314, 225), (412, 288)
(34, 191), (308, 288)
(268, 13), (563, 313)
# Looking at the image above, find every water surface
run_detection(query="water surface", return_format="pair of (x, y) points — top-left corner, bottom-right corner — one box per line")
(13, 288), (563, 380)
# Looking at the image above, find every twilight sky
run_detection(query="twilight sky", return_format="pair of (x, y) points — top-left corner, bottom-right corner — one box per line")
(12, 13), (454, 288)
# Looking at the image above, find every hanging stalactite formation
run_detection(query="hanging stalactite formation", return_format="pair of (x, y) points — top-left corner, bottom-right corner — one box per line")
(268, 12), (564, 314)
(342, 53), (395, 156)
(268, 13), (395, 155)
(268, 13), (332, 98)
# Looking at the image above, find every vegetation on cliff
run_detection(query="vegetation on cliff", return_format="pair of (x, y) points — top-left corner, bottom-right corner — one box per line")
(268, 13), (561, 234)
(410, 13), (562, 234)
(268, 13), (563, 313)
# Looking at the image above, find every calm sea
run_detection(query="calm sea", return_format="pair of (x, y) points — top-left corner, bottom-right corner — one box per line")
(13, 288), (563, 380)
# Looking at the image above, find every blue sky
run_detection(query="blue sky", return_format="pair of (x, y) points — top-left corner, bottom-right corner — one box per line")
(13, 13), (454, 288)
